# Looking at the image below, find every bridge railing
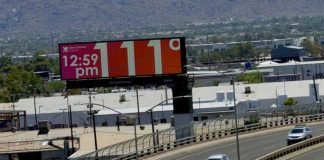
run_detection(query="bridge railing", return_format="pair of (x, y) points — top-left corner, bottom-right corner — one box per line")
(256, 131), (324, 160)
(71, 102), (324, 160)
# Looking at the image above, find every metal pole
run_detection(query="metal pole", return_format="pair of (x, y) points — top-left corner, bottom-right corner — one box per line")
(232, 77), (241, 160)
(92, 110), (98, 154)
(66, 90), (75, 153)
(161, 94), (164, 119)
(164, 86), (168, 105)
(313, 76), (318, 102)
(51, 29), (54, 56)
(207, 33), (211, 71)
(150, 110), (156, 146)
(89, 89), (98, 154)
(33, 86), (38, 127)
(81, 103), (140, 159)
(133, 118), (139, 160)
(198, 98), (201, 120)
(12, 93), (15, 110)
(136, 88), (141, 125)
(39, 106), (41, 121)
(283, 79), (286, 95)
(276, 88), (279, 115)
(117, 115), (120, 131)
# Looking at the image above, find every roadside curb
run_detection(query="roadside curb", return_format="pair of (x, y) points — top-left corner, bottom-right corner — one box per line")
(279, 142), (324, 160)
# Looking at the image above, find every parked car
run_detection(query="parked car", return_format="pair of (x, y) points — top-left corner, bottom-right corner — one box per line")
(287, 125), (312, 145)
(208, 154), (230, 160)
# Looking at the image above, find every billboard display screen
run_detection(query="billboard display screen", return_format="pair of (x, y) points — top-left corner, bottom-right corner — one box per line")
(59, 37), (186, 80)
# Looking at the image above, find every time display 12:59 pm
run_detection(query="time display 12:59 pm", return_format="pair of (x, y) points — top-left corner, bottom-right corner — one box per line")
(62, 54), (98, 67)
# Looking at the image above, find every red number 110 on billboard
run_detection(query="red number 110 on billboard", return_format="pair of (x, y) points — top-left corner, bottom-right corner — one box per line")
(59, 38), (186, 80)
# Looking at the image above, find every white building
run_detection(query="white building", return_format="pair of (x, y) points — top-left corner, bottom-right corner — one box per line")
(257, 60), (324, 80)
(0, 79), (322, 127)
(187, 37), (308, 54)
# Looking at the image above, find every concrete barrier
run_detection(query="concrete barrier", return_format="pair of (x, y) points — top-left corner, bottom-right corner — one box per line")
(256, 134), (324, 160)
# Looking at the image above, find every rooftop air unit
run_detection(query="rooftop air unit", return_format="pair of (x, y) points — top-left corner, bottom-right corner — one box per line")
(216, 91), (225, 102)
(119, 94), (126, 102)
(226, 91), (234, 101)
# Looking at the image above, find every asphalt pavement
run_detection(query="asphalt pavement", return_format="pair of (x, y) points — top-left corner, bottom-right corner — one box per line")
(149, 122), (324, 160)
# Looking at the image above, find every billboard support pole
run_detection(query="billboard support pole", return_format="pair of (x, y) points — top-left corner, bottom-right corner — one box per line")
(136, 87), (141, 125)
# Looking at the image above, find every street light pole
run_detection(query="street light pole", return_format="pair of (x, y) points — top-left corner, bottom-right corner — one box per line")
(39, 105), (43, 121)
(232, 76), (241, 160)
(12, 93), (15, 111)
(136, 87), (141, 125)
(198, 98), (201, 120)
(161, 94), (164, 119)
(150, 110), (156, 146)
(133, 118), (139, 160)
(89, 89), (98, 154)
(146, 95), (192, 142)
(80, 103), (139, 160)
(65, 89), (75, 153)
(32, 85), (38, 127)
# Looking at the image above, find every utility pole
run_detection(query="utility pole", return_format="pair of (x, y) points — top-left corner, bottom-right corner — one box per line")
(207, 33), (211, 71)
(50, 29), (54, 58)
(232, 77), (241, 160)
(65, 89), (75, 153)
(136, 87), (141, 125)
(313, 76), (319, 102)
(89, 89), (98, 154)
(11, 93), (15, 110)
(33, 85), (38, 127)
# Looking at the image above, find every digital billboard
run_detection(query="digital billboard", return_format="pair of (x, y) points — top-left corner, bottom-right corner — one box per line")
(59, 37), (186, 80)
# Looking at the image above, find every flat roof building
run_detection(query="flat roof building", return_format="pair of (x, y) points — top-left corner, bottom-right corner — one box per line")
(271, 46), (305, 62)
(0, 78), (319, 127)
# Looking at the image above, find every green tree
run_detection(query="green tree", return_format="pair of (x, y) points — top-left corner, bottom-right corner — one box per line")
(235, 72), (263, 83)
(284, 97), (298, 116)
(47, 81), (65, 93)
(0, 56), (12, 68)
(301, 39), (321, 57)
(284, 97), (298, 106)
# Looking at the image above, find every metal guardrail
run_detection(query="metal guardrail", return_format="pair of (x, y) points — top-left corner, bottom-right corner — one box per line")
(71, 103), (324, 160)
(256, 130), (324, 160)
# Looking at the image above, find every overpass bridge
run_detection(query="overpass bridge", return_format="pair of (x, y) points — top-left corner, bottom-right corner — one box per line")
(69, 103), (324, 160)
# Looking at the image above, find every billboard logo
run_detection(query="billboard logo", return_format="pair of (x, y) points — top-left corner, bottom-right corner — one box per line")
(63, 47), (68, 52)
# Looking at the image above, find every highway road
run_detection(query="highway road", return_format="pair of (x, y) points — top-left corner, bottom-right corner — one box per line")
(152, 122), (324, 160)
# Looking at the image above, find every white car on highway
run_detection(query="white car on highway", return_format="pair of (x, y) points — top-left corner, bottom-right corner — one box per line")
(208, 154), (230, 160)
(287, 125), (312, 145)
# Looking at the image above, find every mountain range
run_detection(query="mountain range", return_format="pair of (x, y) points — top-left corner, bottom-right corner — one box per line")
(1, 0), (324, 34)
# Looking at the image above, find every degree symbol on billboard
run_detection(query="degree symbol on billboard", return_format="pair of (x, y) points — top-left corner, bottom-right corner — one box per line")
(169, 39), (180, 51)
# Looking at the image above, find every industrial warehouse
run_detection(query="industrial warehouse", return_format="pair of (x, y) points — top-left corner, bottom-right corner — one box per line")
(0, 78), (320, 130)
